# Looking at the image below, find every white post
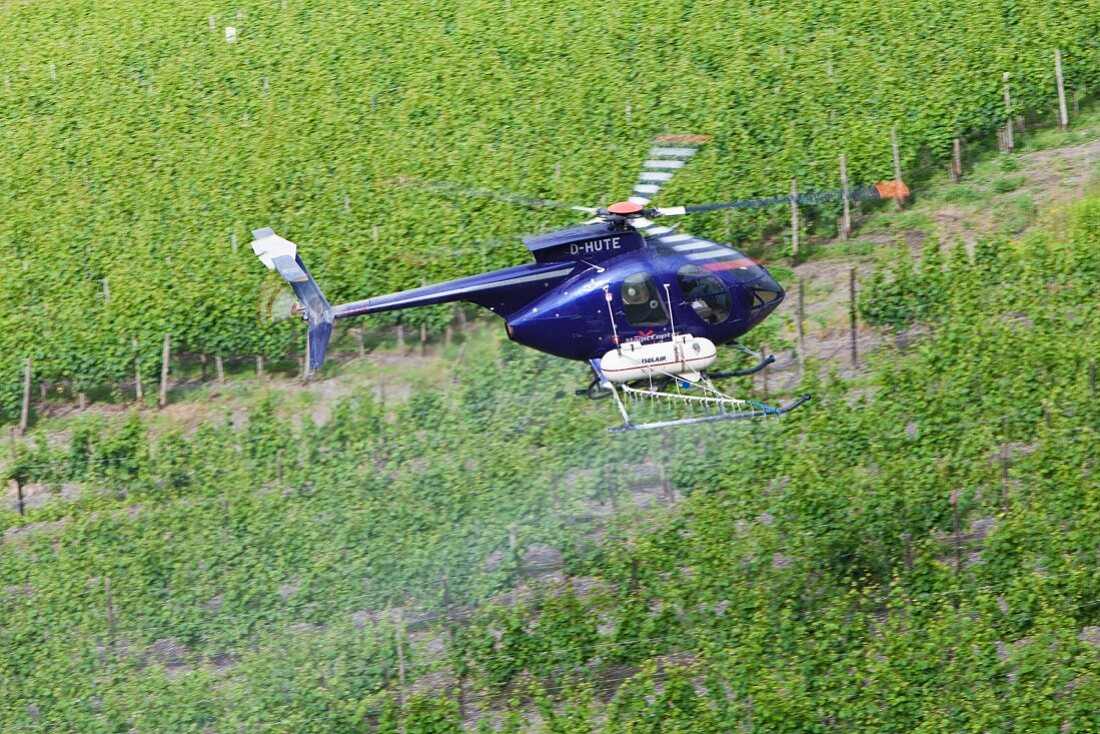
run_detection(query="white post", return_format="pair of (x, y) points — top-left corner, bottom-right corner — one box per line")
(1054, 50), (1069, 131)
(839, 154), (851, 239)
(891, 127), (904, 210)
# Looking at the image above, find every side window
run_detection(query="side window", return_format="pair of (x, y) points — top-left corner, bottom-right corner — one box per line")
(677, 265), (732, 324)
(621, 273), (669, 326)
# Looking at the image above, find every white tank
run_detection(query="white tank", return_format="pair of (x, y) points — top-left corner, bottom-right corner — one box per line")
(600, 334), (718, 383)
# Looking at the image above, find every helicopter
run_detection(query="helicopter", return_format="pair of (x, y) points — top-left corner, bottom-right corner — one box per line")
(252, 135), (907, 431)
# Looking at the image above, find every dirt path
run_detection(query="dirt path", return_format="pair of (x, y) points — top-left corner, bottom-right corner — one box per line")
(765, 133), (1099, 392)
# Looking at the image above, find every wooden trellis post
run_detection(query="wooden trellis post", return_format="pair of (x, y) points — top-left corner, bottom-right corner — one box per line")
(1002, 73), (1014, 151)
(1054, 50), (1069, 131)
(104, 576), (117, 643)
(301, 336), (311, 384)
(133, 338), (143, 402)
(789, 180), (799, 265)
(19, 358), (31, 435)
(395, 611), (407, 707)
(760, 343), (769, 399)
(890, 127), (904, 209)
(12, 427), (24, 516)
(839, 154), (851, 239)
(952, 138), (963, 183)
(848, 268), (859, 367)
(950, 490), (963, 574)
(158, 333), (171, 408)
(796, 278), (806, 367)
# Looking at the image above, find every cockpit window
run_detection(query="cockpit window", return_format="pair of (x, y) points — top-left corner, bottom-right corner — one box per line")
(751, 272), (783, 307)
(677, 265), (731, 324)
(621, 273), (669, 326)
(727, 261), (767, 283)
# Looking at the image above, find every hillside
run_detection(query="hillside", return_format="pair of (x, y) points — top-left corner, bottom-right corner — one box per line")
(5, 0), (1100, 730)
(2, 0), (1098, 417)
(3, 165), (1098, 730)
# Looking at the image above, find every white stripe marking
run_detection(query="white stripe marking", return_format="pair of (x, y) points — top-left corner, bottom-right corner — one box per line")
(643, 159), (685, 169)
(628, 196), (650, 205)
(632, 217), (656, 230)
(685, 248), (732, 260)
(633, 183), (660, 194)
(646, 226), (675, 236)
(672, 241), (718, 252)
(650, 147), (697, 157)
(640, 171), (674, 182)
(659, 233), (693, 243)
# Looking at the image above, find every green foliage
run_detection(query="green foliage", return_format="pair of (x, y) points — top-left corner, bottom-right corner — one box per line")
(1, 0), (1098, 418)
(2, 191), (1100, 729)
(993, 174), (1028, 193)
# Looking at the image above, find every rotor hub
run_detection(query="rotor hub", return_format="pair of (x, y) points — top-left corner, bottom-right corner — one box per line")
(606, 201), (644, 217)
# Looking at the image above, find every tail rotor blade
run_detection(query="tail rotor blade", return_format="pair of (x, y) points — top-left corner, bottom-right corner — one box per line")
(258, 274), (299, 325)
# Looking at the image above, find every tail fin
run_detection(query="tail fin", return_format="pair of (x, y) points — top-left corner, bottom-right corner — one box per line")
(252, 228), (334, 373)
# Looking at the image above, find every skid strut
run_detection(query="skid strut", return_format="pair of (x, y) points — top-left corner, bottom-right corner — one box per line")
(608, 391), (811, 433)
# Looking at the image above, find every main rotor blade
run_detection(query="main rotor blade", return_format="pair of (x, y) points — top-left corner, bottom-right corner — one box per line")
(402, 179), (597, 213)
(627, 134), (711, 206)
(654, 180), (909, 216)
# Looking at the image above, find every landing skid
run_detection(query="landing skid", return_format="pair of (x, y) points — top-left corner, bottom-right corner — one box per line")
(587, 356), (810, 433)
(708, 342), (775, 378)
(611, 393), (809, 433)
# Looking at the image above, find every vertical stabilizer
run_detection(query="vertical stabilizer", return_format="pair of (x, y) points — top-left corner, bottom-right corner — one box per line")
(251, 228), (334, 373)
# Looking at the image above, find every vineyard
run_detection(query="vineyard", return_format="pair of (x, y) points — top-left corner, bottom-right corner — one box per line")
(4, 0), (1100, 729)
(2, 0), (1099, 418)
(3, 181), (1099, 729)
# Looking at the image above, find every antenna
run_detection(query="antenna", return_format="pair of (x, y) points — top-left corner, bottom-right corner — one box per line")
(664, 283), (676, 340)
(603, 284), (620, 352)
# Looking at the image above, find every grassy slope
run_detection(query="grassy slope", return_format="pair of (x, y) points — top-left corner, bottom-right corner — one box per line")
(1, 0), (1097, 416)
(3, 109), (1100, 730)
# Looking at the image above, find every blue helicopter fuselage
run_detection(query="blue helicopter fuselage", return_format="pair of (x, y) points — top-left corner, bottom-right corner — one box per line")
(332, 221), (784, 362)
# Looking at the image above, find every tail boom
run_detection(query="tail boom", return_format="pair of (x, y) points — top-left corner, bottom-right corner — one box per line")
(253, 229), (577, 373)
